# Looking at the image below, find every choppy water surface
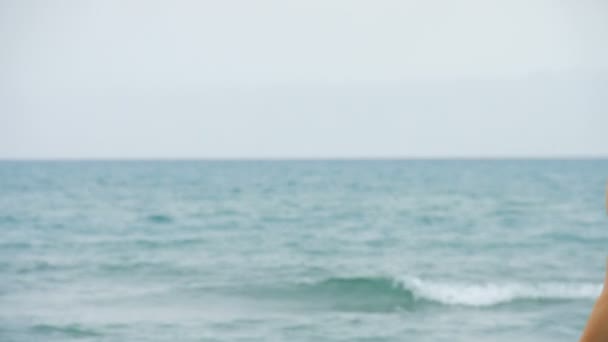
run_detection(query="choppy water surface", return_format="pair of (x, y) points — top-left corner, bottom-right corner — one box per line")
(1, 160), (607, 341)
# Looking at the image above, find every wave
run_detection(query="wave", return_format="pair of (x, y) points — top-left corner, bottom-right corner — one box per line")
(0, 215), (18, 224)
(146, 214), (173, 224)
(30, 324), (102, 338)
(292, 277), (415, 312)
(398, 276), (602, 306)
(277, 276), (603, 311)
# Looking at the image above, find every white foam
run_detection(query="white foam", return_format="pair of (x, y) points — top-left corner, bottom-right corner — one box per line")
(397, 276), (603, 307)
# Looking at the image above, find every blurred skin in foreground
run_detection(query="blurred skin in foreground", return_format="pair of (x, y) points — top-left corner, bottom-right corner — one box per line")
(578, 183), (608, 342)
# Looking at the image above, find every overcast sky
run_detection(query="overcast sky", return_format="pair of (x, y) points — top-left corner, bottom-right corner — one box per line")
(1, 0), (607, 158)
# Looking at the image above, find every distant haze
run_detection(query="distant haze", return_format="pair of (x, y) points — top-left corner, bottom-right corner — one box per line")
(1, 0), (607, 158)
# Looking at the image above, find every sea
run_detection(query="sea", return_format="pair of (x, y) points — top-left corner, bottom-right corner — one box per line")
(1, 160), (607, 342)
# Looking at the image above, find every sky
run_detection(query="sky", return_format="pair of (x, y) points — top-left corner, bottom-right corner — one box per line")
(1, 0), (607, 158)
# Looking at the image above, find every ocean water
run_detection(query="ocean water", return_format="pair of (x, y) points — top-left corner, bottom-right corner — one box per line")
(0, 160), (607, 342)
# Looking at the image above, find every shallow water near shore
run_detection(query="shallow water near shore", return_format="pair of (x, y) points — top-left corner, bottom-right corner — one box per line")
(1, 160), (607, 341)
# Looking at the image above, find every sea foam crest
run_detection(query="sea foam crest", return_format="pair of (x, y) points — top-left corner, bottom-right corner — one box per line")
(398, 276), (603, 307)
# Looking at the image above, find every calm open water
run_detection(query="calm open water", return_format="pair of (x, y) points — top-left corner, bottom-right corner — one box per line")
(1, 160), (607, 341)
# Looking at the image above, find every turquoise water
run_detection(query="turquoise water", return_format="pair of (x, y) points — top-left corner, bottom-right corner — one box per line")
(0, 160), (607, 341)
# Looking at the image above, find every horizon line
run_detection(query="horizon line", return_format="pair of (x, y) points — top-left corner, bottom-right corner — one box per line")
(1, 155), (607, 162)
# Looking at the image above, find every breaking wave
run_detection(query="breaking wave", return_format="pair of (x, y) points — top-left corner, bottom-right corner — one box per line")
(398, 276), (602, 306)
(281, 276), (602, 311)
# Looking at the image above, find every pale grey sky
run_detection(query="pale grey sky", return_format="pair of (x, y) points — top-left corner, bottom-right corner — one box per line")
(1, 0), (607, 158)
